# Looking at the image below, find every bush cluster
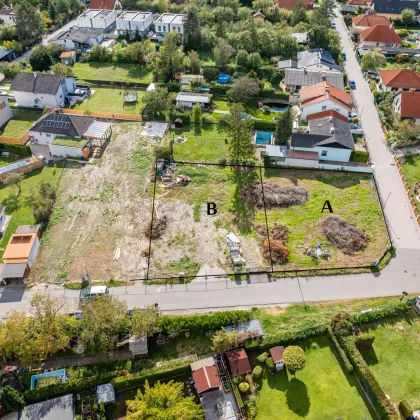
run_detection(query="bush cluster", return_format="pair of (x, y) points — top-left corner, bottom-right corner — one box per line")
(252, 120), (277, 131)
(265, 357), (274, 369)
(356, 332), (375, 349)
(0, 144), (32, 156)
(232, 383), (245, 410)
(239, 382), (250, 393)
(350, 151), (370, 164)
(340, 335), (399, 419)
(158, 310), (252, 334)
(350, 302), (411, 324)
(256, 352), (269, 364)
(252, 366), (262, 380)
(399, 399), (413, 419)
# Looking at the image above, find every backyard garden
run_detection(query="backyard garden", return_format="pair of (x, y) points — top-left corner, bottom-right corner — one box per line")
(0, 110), (42, 138)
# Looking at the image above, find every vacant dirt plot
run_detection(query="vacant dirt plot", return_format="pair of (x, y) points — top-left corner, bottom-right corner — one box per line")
(148, 165), (265, 279)
(31, 122), (159, 283)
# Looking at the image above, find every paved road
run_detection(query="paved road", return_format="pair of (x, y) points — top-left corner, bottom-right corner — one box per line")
(1, 10), (419, 317)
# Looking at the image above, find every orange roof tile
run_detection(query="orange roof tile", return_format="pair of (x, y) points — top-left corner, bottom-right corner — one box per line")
(226, 349), (251, 376)
(2, 233), (37, 262)
(360, 24), (402, 44)
(399, 90), (420, 119)
(59, 51), (75, 58)
(300, 81), (352, 110)
(192, 366), (221, 394)
(347, 0), (368, 5)
(89, 0), (117, 9)
(306, 109), (350, 123)
(276, 0), (313, 10)
(352, 15), (391, 27)
(379, 69), (420, 89)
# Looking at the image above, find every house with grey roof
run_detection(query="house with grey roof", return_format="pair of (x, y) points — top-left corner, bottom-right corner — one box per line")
(176, 92), (212, 109)
(284, 68), (345, 92)
(51, 28), (104, 51)
(373, 0), (419, 18)
(11, 72), (77, 109)
(29, 110), (112, 160)
(290, 110), (354, 162)
(278, 48), (342, 71)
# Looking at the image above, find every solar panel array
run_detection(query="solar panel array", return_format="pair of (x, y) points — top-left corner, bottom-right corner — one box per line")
(42, 114), (71, 130)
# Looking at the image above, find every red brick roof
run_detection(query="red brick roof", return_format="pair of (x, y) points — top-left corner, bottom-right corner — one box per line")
(89, 0), (116, 9)
(306, 109), (350, 123)
(352, 15), (391, 27)
(276, 0), (314, 10)
(379, 69), (420, 89)
(192, 366), (221, 394)
(399, 90), (420, 119)
(360, 25), (402, 44)
(269, 346), (285, 363)
(300, 81), (352, 110)
(347, 0), (368, 5)
(226, 349), (251, 376)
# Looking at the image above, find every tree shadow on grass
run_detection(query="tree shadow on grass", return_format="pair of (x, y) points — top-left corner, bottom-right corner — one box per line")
(2, 193), (19, 213)
(266, 368), (288, 392)
(229, 167), (259, 234)
(286, 377), (310, 417)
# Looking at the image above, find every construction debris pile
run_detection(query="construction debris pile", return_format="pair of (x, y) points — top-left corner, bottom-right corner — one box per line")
(306, 244), (330, 259)
(320, 215), (369, 255)
(226, 232), (246, 267)
(262, 223), (289, 263)
(145, 216), (167, 239)
(241, 181), (309, 208)
(158, 162), (191, 189)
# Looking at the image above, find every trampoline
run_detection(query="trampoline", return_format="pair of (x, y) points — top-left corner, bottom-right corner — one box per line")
(124, 91), (138, 103)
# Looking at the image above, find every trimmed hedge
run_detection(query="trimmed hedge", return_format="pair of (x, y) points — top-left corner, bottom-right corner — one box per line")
(24, 372), (115, 404)
(232, 382), (244, 410)
(251, 120), (277, 131)
(259, 324), (328, 350)
(356, 332), (375, 349)
(350, 302), (411, 324)
(350, 150), (370, 164)
(110, 358), (194, 391)
(0, 144), (32, 157)
(340, 335), (398, 419)
(399, 399), (413, 419)
(326, 327), (353, 373)
(158, 310), (252, 334)
(258, 89), (289, 100)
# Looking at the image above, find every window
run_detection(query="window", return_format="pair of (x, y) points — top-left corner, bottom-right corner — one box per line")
(322, 105), (327, 110)
(46, 134), (51, 138)
(385, 43), (392, 47)
(60, 94), (63, 98)
(177, 27), (180, 32)
(162, 26), (166, 31)
(321, 150), (328, 156)
(158, 26), (161, 31)
(376, 42), (379, 47)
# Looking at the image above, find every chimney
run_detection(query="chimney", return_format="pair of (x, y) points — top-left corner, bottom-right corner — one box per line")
(322, 71), (326, 81)
(325, 85), (330, 91)
(330, 127), (334, 134)
(329, 116), (333, 122)
(304, 66), (307, 75)
(33, 72), (37, 79)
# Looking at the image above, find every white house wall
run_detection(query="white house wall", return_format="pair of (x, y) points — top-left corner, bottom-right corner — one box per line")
(361, 40), (401, 48)
(27, 236), (40, 268)
(292, 146), (352, 162)
(271, 158), (374, 173)
(0, 98), (13, 128)
(0, 14), (15, 26)
(29, 130), (57, 145)
(15, 91), (61, 108)
(301, 100), (350, 121)
(49, 144), (84, 158)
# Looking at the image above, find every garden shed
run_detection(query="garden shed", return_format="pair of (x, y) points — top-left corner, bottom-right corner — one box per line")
(226, 349), (251, 377)
(270, 346), (285, 371)
(226, 319), (264, 339)
(96, 383), (116, 404)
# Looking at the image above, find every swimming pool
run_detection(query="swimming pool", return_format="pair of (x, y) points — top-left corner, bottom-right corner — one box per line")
(0, 158), (32, 175)
(255, 131), (273, 145)
(270, 106), (288, 112)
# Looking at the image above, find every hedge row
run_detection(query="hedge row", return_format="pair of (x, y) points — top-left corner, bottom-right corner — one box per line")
(258, 324), (327, 350)
(251, 120), (277, 131)
(111, 359), (193, 391)
(232, 382), (245, 410)
(350, 151), (370, 164)
(326, 327), (353, 373)
(24, 372), (115, 404)
(158, 310), (252, 334)
(350, 302), (411, 325)
(0, 144), (32, 157)
(340, 335), (398, 419)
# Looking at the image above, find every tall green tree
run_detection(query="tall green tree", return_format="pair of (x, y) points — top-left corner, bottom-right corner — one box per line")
(157, 32), (184, 81)
(283, 346), (306, 376)
(191, 104), (202, 124)
(213, 38), (235, 68)
(275, 108), (292, 145)
(144, 87), (169, 118)
(131, 305), (161, 338)
(29, 45), (53, 71)
(401, 8), (415, 27)
(227, 103), (256, 162)
(15, 2), (44, 47)
(126, 380), (204, 420)
(361, 49), (386, 71)
(291, 1), (308, 25)
(188, 50), (201, 74)
(229, 76), (260, 103)
(48, 0), (57, 20)
(211, 329), (239, 353)
(183, 6), (201, 51)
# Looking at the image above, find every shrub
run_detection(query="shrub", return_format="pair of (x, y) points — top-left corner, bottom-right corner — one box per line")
(356, 332), (375, 349)
(0, 144), (31, 156)
(265, 357), (274, 369)
(239, 382), (250, 393)
(331, 313), (355, 337)
(1, 386), (25, 414)
(232, 383), (244, 409)
(252, 120), (276, 131)
(203, 67), (220, 82)
(201, 114), (215, 124)
(283, 346), (306, 374)
(350, 151), (369, 163)
(350, 302), (411, 324)
(256, 352), (269, 364)
(399, 399), (413, 419)
(252, 365), (262, 380)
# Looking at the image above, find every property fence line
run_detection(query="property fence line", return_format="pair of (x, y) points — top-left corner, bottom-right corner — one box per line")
(0, 132), (29, 145)
(393, 155), (420, 226)
(57, 108), (142, 121)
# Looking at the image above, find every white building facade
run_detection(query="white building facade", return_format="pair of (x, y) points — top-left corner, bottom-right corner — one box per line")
(153, 14), (187, 40)
(77, 9), (116, 32)
(117, 11), (153, 35)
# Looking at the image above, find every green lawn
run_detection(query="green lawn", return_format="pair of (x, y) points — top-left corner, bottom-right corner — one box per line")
(172, 124), (229, 162)
(0, 161), (65, 258)
(0, 110), (42, 138)
(400, 154), (420, 211)
(360, 312), (420, 409)
(258, 169), (390, 270)
(72, 62), (153, 84)
(0, 156), (14, 167)
(256, 336), (372, 420)
(212, 99), (282, 121)
(73, 87), (145, 115)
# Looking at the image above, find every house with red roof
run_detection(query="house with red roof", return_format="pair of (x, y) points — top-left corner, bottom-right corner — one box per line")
(359, 24), (402, 49)
(276, 0), (314, 10)
(346, 0), (370, 11)
(88, 0), (121, 10)
(226, 349), (251, 377)
(352, 14), (391, 31)
(378, 69), (420, 93)
(393, 90), (420, 124)
(299, 81), (352, 121)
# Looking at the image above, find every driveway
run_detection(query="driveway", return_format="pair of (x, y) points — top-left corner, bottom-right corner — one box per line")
(334, 12), (420, 250)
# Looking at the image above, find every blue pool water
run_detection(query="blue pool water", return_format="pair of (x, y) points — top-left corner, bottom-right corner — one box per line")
(270, 106), (288, 112)
(255, 131), (273, 145)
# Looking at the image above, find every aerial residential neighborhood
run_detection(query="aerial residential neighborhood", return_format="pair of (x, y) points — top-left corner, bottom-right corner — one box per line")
(0, 0), (419, 418)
